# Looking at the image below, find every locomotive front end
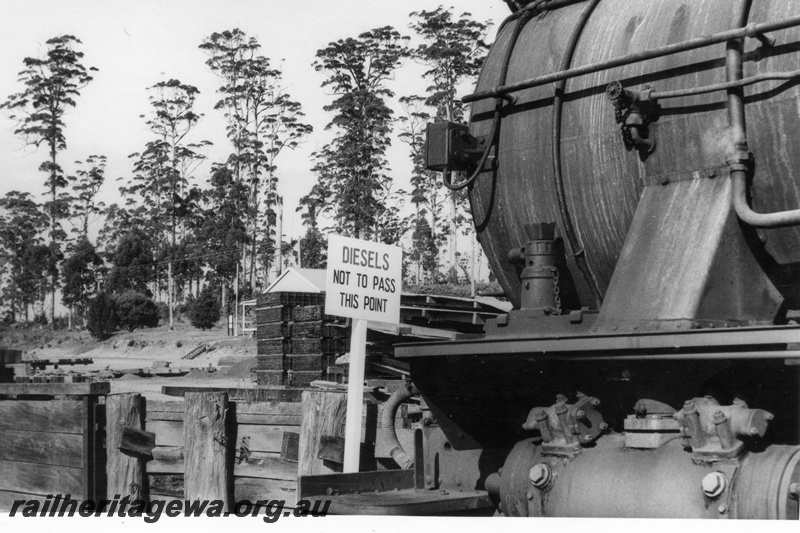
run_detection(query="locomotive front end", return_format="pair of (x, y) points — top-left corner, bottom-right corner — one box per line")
(396, 0), (800, 519)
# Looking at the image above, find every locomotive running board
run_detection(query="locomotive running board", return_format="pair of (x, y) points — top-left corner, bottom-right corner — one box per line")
(394, 324), (800, 362)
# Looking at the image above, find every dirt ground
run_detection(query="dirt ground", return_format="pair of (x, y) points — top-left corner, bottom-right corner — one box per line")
(1, 320), (260, 399)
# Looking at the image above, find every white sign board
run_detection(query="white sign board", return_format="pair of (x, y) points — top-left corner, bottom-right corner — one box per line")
(325, 234), (402, 324)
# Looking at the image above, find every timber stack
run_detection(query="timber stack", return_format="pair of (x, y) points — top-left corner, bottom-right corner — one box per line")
(253, 292), (348, 387)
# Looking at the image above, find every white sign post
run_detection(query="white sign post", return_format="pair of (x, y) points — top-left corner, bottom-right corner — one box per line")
(325, 235), (402, 473)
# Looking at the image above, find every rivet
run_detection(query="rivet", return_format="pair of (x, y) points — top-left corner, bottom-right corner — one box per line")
(718, 503), (728, 514)
(526, 491), (533, 500)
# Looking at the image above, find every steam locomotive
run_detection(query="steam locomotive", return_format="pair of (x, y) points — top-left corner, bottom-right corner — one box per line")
(395, 0), (800, 519)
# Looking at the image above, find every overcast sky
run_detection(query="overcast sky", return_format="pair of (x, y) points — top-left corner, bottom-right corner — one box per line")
(0, 0), (503, 240)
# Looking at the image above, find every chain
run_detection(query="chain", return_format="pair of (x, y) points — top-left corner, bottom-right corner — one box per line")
(552, 267), (561, 315)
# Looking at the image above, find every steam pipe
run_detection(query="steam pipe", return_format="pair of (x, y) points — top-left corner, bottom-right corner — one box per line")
(380, 382), (417, 469)
(464, 14), (800, 104)
(727, 3), (800, 228)
(645, 70), (800, 101)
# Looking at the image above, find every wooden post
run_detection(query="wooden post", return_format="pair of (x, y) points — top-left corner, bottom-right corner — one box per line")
(106, 393), (144, 501)
(299, 390), (347, 476)
(184, 392), (229, 508)
(343, 317), (367, 472)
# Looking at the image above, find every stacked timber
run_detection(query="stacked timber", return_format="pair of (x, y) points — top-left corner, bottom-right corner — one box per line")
(0, 349), (22, 383)
(253, 292), (348, 387)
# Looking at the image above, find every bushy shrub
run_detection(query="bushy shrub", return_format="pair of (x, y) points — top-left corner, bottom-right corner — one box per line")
(187, 286), (221, 331)
(115, 291), (160, 332)
(156, 302), (169, 320)
(87, 293), (118, 340)
(33, 313), (48, 326)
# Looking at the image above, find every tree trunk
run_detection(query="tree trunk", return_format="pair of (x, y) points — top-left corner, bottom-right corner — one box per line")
(449, 191), (458, 282)
(273, 197), (283, 281)
(471, 230), (477, 297)
(168, 261), (174, 330)
(49, 142), (57, 327)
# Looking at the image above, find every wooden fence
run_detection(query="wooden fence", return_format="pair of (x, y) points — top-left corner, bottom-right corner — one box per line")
(0, 384), (404, 511)
(0, 384), (106, 510)
(143, 395), (300, 504)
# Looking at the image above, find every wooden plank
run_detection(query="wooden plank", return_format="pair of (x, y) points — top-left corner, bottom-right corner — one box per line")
(147, 446), (185, 474)
(184, 392), (229, 508)
(147, 493), (184, 504)
(106, 393), (145, 500)
(281, 432), (300, 462)
(145, 420), (183, 447)
(0, 430), (83, 467)
(234, 401), (302, 426)
(160, 386), (305, 402)
(120, 427), (156, 457)
(147, 447), (294, 478)
(256, 354), (287, 370)
(0, 350), (23, 364)
(149, 419), (296, 452)
(0, 459), (83, 495)
(148, 474), (184, 498)
(236, 425), (298, 454)
(234, 478), (297, 503)
(234, 456), (297, 481)
(145, 399), (185, 414)
(0, 490), (50, 512)
(298, 469), (414, 498)
(145, 398), (185, 415)
(0, 382), (109, 396)
(288, 354), (334, 371)
(145, 410), (185, 422)
(318, 435), (344, 464)
(0, 400), (85, 434)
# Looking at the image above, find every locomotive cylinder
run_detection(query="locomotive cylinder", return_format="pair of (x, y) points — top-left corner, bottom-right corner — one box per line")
(497, 436), (800, 519)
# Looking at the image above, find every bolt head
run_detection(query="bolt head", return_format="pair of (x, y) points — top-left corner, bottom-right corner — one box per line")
(590, 398), (601, 407)
(526, 491), (533, 501)
(702, 472), (728, 499)
(529, 463), (553, 489)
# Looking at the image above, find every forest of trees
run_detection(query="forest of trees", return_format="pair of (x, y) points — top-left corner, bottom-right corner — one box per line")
(0, 8), (493, 330)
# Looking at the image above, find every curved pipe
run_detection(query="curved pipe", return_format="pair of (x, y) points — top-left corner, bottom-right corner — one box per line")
(380, 382), (417, 469)
(727, 0), (800, 228)
(551, 0), (604, 307)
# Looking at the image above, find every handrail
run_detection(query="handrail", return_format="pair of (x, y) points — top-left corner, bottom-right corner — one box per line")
(464, 15), (800, 104)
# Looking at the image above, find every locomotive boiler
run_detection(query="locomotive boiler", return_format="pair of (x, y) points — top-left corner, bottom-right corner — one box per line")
(396, 0), (800, 519)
